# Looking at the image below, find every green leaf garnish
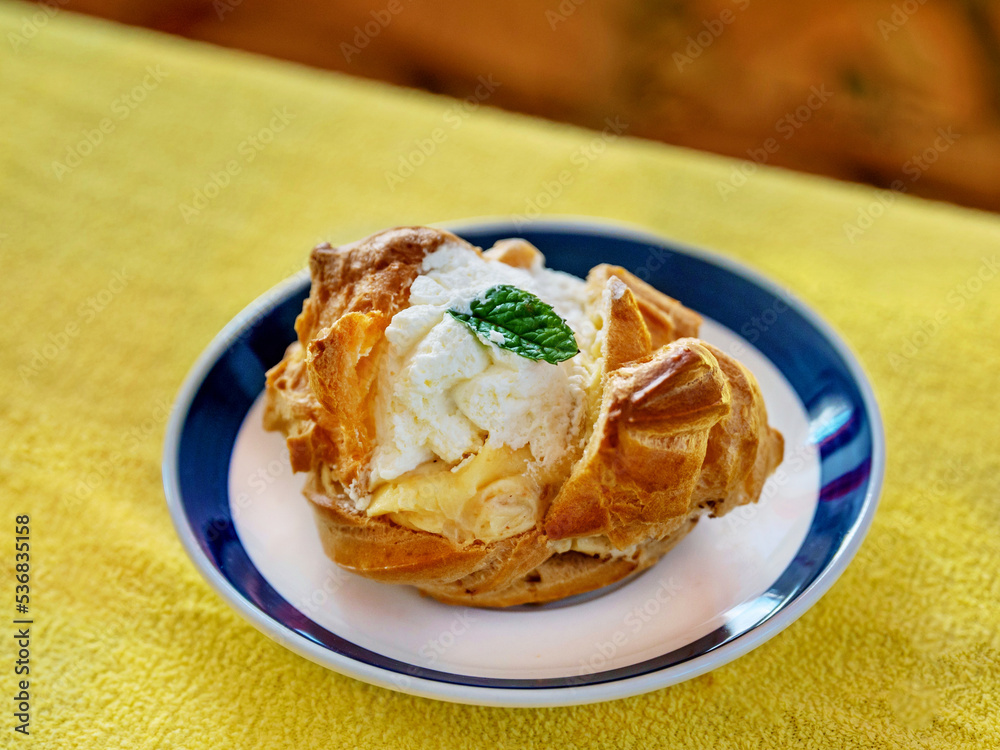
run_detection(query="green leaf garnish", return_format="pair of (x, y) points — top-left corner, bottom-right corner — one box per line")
(447, 285), (579, 365)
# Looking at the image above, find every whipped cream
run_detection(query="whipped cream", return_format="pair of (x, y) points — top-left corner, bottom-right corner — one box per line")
(367, 240), (597, 491)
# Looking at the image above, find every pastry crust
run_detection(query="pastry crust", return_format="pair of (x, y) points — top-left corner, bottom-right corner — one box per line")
(264, 227), (458, 488)
(264, 227), (784, 607)
(419, 518), (699, 608)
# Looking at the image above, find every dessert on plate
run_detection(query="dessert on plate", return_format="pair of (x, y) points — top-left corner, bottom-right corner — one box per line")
(263, 226), (784, 607)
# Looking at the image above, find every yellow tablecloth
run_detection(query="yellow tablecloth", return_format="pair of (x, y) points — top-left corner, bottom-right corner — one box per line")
(2, 2), (998, 747)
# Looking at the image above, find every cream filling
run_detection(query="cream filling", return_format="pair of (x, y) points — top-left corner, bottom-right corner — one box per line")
(366, 443), (537, 545)
(361, 240), (600, 544)
(550, 536), (642, 560)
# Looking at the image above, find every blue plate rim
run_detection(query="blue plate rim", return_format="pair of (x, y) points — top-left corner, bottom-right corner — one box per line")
(162, 216), (886, 707)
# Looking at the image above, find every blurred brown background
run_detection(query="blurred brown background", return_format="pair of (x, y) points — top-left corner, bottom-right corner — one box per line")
(50, 0), (1000, 212)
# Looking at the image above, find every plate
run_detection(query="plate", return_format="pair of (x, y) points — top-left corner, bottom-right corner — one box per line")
(163, 218), (884, 707)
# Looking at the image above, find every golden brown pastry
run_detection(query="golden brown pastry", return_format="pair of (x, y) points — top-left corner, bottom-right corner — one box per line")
(264, 226), (784, 607)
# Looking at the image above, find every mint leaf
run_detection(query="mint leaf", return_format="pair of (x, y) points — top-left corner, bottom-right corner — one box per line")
(448, 285), (579, 365)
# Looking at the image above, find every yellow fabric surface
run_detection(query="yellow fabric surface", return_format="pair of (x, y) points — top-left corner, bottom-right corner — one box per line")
(2, 3), (998, 747)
